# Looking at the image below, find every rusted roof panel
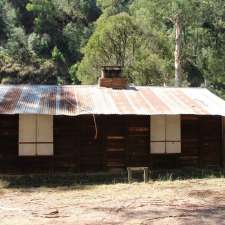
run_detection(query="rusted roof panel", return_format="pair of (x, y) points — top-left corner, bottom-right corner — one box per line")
(0, 85), (224, 116)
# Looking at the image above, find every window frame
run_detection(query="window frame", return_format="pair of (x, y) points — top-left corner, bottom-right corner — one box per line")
(18, 114), (54, 156)
(150, 115), (181, 154)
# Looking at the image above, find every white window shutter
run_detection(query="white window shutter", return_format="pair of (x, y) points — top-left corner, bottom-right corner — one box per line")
(151, 115), (166, 141)
(19, 115), (36, 156)
(166, 115), (181, 141)
(37, 144), (53, 156)
(19, 114), (54, 156)
(36, 115), (53, 156)
(166, 142), (181, 153)
(150, 115), (181, 154)
(150, 115), (166, 154)
(151, 142), (165, 154)
(36, 115), (53, 142)
(19, 144), (36, 156)
(19, 115), (36, 142)
(165, 115), (181, 153)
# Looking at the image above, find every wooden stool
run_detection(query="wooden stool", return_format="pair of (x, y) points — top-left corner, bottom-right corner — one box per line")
(127, 167), (149, 183)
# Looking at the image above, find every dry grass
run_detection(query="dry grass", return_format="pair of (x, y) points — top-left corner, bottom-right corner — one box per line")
(1, 176), (225, 225)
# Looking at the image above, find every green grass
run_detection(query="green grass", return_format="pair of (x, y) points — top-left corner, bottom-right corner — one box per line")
(0, 168), (224, 189)
(152, 168), (225, 180)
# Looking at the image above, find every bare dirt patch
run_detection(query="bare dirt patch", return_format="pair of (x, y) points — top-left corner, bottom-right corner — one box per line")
(1, 178), (225, 225)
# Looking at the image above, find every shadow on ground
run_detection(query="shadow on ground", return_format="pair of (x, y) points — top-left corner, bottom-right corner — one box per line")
(90, 204), (225, 225)
(0, 168), (224, 189)
(0, 172), (127, 189)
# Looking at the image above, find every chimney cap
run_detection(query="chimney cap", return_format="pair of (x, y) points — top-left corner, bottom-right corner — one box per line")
(99, 65), (127, 89)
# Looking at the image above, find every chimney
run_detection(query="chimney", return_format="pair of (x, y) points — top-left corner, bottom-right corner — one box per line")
(99, 66), (128, 89)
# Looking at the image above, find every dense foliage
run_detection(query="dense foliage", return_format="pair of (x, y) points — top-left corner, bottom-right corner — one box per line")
(0, 0), (225, 97)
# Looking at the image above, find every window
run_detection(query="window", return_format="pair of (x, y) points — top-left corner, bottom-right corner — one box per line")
(150, 115), (181, 154)
(19, 114), (53, 156)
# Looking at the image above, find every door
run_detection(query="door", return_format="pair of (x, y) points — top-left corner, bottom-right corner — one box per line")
(126, 116), (150, 166)
(103, 116), (126, 170)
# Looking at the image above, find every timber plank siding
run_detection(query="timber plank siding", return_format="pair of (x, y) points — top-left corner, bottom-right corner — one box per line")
(54, 116), (103, 172)
(199, 116), (222, 168)
(180, 115), (222, 168)
(180, 115), (200, 167)
(0, 114), (222, 173)
(126, 116), (150, 167)
(103, 116), (127, 170)
(0, 115), (18, 172)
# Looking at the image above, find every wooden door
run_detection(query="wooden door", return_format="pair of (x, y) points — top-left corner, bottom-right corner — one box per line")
(126, 116), (150, 166)
(103, 116), (126, 170)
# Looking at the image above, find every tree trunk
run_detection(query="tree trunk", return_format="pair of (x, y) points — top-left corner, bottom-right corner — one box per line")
(174, 16), (182, 87)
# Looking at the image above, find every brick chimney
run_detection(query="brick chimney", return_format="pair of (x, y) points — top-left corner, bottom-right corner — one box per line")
(99, 66), (128, 89)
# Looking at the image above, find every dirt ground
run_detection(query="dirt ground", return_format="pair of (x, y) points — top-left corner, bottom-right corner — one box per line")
(1, 178), (225, 225)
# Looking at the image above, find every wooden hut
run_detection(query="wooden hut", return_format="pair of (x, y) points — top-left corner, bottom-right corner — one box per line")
(0, 68), (224, 173)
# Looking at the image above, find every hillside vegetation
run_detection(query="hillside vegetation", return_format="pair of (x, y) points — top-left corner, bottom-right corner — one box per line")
(1, 0), (225, 97)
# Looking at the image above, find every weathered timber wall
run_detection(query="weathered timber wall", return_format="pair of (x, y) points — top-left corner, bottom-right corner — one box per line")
(0, 115), (18, 172)
(200, 115), (222, 167)
(102, 116), (149, 170)
(0, 114), (55, 173)
(126, 116), (150, 167)
(54, 115), (103, 172)
(54, 115), (150, 171)
(180, 115), (200, 167)
(150, 115), (222, 169)
(180, 115), (222, 168)
(0, 114), (222, 173)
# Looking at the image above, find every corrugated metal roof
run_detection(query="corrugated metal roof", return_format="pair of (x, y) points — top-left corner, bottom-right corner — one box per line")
(0, 85), (224, 116)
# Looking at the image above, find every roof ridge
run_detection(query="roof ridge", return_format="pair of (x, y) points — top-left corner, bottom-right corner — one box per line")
(0, 84), (208, 89)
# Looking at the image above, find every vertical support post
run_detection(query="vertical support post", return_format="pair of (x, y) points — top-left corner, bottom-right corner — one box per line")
(144, 168), (149, 183)
(127, 167), (132, 183)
